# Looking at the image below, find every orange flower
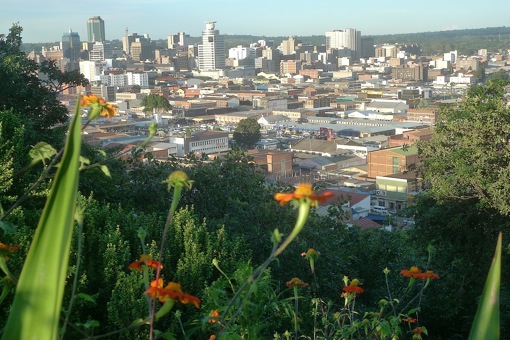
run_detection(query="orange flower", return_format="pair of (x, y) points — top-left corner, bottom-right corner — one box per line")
(402, 317), (417, 323)
(274, 183), (334, 206)
(0, 242), (20, 258)
(401, 267), (439, 280)
(209, 335), (216, 340)
(209, 309), (220, 324)
(81, 94), (118, 118)
(145, 280), (201, 308)
(128, 254), (163, 271)
(420, 270), (440, 280)
(413, 327), (424, 334)
(286, 277), (309, 288)
(400, 266), (423, 279)
(342, 278), (364, 294)
(342, 285), (365, 294)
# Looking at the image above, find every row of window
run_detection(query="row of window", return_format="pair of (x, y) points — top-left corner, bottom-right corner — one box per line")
(190, 138), (227, 147)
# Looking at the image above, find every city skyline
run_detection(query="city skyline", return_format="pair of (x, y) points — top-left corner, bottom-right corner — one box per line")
(2, 0), (510, 43)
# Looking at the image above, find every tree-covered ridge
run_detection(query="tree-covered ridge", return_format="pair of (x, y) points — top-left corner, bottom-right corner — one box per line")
(20, 26), (510, 57)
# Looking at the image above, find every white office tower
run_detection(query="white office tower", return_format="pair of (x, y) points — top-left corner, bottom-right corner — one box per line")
(325, 28), (361, 57)
(198, 22), (225, 71)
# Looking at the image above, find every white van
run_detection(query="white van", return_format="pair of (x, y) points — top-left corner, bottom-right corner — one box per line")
(371, 205), (389, 215)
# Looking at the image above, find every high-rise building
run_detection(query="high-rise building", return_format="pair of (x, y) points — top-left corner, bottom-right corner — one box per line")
(198, 22), (225, 71)
(325, 28), (361, 58)
(87, 16), (105, 43)
(167, 32), (190, 48)
(89, 42), (112, 61)
(280, 36), (297, 55)
(61, 29), (81, 63)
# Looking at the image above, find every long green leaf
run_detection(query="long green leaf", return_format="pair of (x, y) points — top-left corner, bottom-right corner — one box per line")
(468, 232), (502, 340)
(2, 104), (82, 339)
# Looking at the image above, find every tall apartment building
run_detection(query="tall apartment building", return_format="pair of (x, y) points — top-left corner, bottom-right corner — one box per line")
(87, 16), (105, 42)
(123, 31), (148, 54)
(198, 22), (225, 71)
(61, 29), (81, 63)
(375, 44), (398, 58)
(89, 42), (112, 61)
(126, 71), (149, 88)
(130, 37), (155, 62)
(360, 37), (375, 58)
(167, 32), (190, 48)
(280, 60), (302, 75)
(228, 45), (257, 60)
(325, 28), (361, 58)
(79, 60), (107, 82)
(280, 36), (297, 55)
(391, 65), (427, 82)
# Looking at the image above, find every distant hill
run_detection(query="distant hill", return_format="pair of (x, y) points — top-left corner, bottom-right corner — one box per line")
(219, 26), (510, 56)
(21, 26), (510, 57)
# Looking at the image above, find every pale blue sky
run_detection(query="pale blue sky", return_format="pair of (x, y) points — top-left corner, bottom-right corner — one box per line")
(2, 0), (509, 43)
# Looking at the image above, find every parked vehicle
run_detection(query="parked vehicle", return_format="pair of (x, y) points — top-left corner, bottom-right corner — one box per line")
(371, 205), (389, 215)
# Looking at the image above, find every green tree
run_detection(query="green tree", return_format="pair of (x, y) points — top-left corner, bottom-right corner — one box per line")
(141, 93), (172, 114)
(414, 78), (510, 338)
(233, 118), (261, 148)
(0, 23), (88, 137)
(418, 79), (510, 215)
(486, 69), (510, 83)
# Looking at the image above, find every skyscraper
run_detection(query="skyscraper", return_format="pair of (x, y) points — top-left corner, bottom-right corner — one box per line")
(325, 28), (361, 58)
(87, 16), (105, 43)
(198, 22), (225, 71)
(61, 29), (81, 63)
(167, 32), (190, 48)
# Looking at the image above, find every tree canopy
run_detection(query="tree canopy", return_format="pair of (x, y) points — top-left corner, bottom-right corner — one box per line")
(0, 24), (88, 136)
(233, 118), (261, 148)
(141, 93), (172, 114)
(418, 79), (510, 214)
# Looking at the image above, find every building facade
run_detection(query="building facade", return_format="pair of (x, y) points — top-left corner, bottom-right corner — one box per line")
(169, 130), (229, 157)
(198, 22), (225, 71)
(61, 29), (81, 63)
(367, 145), (419, 178)
(87, 16), (105, 42)
(326, 28), (361, 58)
(167, 32), (190, 48)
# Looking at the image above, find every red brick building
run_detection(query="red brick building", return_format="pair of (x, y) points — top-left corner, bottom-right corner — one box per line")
(368, 145), (419, 178)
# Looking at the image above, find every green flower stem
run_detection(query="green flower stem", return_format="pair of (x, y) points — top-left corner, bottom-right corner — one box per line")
(149, 185), (183, 340)
(274, 200), (310, 257)
(293, 286), (299, 340)
(384, 269), (397, 317)
(0, 285), (9, 305)
(0, 257), (15, 282)
(155, 299), (175, 320)
(59, 215), (84, 340)
(213, 259), (236, 293)
(219, 199), (312, 337)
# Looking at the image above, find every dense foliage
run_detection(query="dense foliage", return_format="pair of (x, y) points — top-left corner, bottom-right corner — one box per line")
(141, 93), (172, 114)
(1, 24), (508, 339)
(233, 118), (261, 148)
(419, 79), (510, 215)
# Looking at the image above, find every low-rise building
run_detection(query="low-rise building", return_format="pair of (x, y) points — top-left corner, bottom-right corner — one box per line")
(168, 130), (229, 157)
(374, 172), (421, 211)
(215, 110), (270, 125)
(257, 114), (291, 130)
(388, 128), (433, 147)
(367, 145), (419, 178)
(249, 150), (293, 177)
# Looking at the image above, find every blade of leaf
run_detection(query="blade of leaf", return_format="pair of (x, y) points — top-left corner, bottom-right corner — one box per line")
(2, 102), (82, 339)
(468, 232), (502, 340)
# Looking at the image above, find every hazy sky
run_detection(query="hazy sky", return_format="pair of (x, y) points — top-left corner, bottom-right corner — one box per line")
(2, 0), (509, 43)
